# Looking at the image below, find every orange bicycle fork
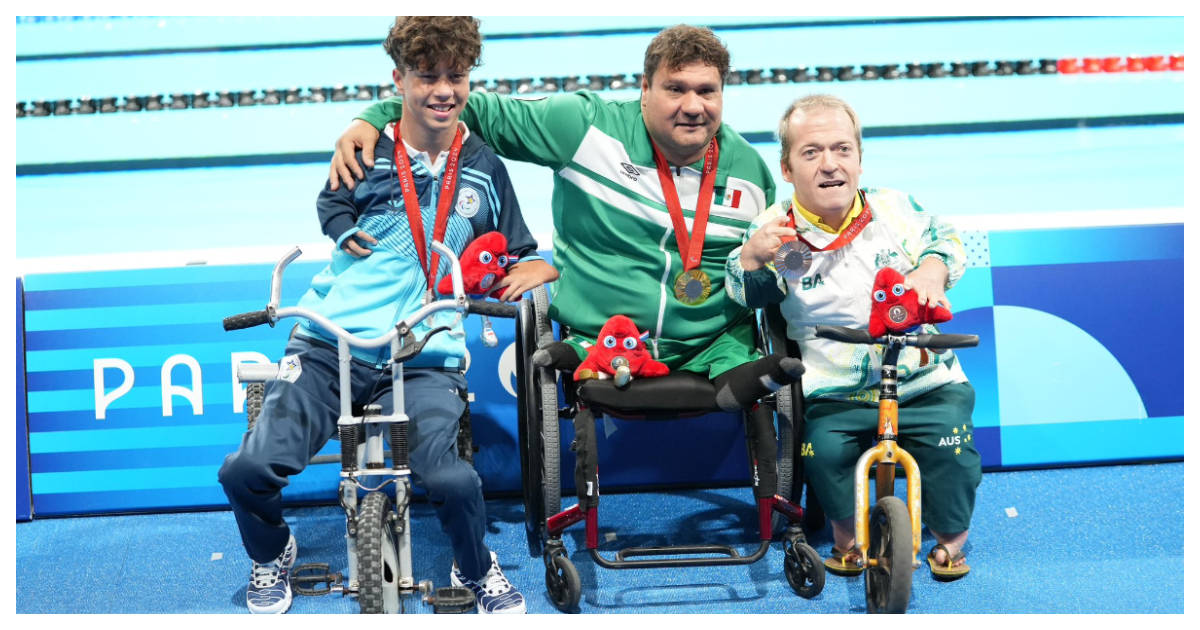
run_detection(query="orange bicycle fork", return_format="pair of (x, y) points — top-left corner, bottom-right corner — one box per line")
(854, 341), (921, 569)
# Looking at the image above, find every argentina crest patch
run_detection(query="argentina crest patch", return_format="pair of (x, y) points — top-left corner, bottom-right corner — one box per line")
(455, 186), (481, 218)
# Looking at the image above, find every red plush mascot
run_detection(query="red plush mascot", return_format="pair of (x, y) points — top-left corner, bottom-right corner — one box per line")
(574, 315), (669, 388)
(437, 231), (510, 298)
(868, 267), (953, 337)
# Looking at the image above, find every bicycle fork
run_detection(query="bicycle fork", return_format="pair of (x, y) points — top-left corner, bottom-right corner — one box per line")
(854, 341), (922, 569)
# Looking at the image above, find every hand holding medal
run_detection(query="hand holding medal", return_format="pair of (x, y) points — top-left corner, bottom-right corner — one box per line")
(775, 194), (873, 283)
(774, 230), (813, 281)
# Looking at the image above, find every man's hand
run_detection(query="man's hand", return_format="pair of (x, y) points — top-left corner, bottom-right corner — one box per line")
(494, 260), (559, 302)
(739, 216), (794, 271)
(329, 120), (382, 191)
(341, 231), (378, 258)
(904, 257), (951, 310)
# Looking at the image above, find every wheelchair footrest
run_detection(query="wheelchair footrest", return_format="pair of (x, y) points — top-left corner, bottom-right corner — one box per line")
(589, 540), (771, 570)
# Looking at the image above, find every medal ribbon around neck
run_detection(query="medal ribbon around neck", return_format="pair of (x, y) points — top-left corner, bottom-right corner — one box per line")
(393, 124), (464, 292)
(652, 138), (719, 273)
(775, 191), (873, 280)
(784, 190), (873, 253)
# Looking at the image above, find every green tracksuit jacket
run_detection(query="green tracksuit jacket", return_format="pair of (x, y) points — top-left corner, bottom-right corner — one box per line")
(359, 91), (775, 377)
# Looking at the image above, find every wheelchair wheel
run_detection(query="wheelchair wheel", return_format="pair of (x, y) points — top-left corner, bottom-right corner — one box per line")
(545, 551), (581, 612)
(516, 301), (541, 554)
(783, 536), (825, 599)
(245, 382), (264, 431)
(773, 380), (796, 530)
(519, 364), (562, 555)
(539, 367), (562, 528)
(356, 491), (401, 614)
(865, 496), (913, 614)
(531, 286), (563, 531)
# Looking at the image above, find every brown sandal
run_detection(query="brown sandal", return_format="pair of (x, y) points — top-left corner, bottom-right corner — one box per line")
(926, 543), (970, 581)
(824, 545), (864, 577)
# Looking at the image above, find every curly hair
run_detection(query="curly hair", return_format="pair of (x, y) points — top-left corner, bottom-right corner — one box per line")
(383, 16), (482, 73)
(642, 24), (730, 86)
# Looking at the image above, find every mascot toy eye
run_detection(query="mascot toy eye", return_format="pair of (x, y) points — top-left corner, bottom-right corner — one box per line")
(437, 231), (510, 298)
(574, 314), (670, 388)
(867, 267), (953, 338)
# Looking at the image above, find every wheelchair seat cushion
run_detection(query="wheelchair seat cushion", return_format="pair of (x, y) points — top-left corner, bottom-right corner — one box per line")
(575, 370), (718, 419)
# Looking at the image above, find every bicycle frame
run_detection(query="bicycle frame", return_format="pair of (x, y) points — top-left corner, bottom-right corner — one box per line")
(226, 240), (494, 606)
(854, 339), (922, 569)
(814, 325), (978, 573)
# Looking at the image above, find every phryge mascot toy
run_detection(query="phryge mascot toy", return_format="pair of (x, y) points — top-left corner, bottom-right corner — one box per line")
(437, 231), (510, 347)
(574, 315), (669, 388)
(437, 231), (510, 298)
(868, 267), (953, 338)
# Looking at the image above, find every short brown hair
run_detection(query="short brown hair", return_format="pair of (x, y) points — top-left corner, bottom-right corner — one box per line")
(383, 16), (482, 74)
(778, 94), (864, 161)
(642, 24), (730, 86)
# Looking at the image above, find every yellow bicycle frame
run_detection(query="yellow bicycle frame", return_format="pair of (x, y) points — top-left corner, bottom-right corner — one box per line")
(853, 400), (922, 569)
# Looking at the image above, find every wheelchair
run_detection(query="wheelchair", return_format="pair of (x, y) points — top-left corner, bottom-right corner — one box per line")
(513, 285), (826, 612)
(224, 242), (514, 614)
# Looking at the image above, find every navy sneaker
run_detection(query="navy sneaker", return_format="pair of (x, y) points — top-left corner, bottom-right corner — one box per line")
(246, 534), (297, 614)
(450, 551), (526, 614)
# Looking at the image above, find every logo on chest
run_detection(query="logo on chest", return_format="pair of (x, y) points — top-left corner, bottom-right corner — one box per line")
(455, 186), (482, 218)
(874, 249), (900, 269)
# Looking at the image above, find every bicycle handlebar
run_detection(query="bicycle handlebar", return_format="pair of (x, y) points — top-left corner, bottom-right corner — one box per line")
(223, 242), (518, 343)
(814, 325), (978, 349)
(223, 308), (273, 331)
(466, 299), (517, 319)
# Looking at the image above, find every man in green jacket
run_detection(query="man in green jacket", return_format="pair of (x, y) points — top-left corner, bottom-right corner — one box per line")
(330, 24), (803, 410)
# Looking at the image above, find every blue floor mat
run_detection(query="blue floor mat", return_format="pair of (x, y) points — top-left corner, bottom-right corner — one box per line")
(15, 461), (1182, 614)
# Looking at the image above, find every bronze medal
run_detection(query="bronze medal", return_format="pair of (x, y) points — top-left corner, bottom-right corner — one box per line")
(673, 269), (711, 305)
(775, 239), (813, 280)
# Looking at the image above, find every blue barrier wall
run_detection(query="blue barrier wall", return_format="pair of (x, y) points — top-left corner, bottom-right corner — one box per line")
(15, 15), (1184, 516)
(16, 279), (32, 521)
(20, 222), (1183, 515)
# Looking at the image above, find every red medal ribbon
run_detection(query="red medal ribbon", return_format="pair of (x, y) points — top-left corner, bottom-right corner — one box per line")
(784, 191), (873, 252)
(393, 124), (464, 291)
(652, 138), (719, 271)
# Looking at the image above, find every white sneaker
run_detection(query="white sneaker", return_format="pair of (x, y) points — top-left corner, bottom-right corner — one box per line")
(246, 534), (296, 614)
(450, 551), (526, 614)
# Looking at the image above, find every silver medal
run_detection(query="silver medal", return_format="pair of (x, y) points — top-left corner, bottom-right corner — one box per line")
(775, 239), (813, 280)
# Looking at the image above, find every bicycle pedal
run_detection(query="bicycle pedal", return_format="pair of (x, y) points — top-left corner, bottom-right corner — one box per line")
(428, 586), (475, 613)
(292, 563), (343, 596)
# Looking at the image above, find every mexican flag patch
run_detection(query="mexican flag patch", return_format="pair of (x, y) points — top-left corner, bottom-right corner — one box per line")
(713, 185), (742, 208)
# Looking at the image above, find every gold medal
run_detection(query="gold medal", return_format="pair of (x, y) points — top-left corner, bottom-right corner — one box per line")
(673, 269), (711, 305)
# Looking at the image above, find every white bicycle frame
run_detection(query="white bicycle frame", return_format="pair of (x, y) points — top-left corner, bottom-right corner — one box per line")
(234, 241), (471, 610)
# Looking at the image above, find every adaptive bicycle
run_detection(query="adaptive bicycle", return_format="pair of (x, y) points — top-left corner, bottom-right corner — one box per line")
(223, 241), (515, 614)
(813, 325), (977, 614)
